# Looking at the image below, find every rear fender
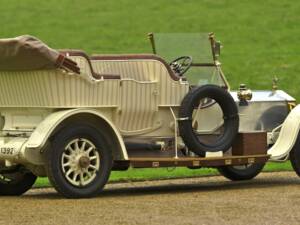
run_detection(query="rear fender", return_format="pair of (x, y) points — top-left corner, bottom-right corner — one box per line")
(24, 109), (128, 162)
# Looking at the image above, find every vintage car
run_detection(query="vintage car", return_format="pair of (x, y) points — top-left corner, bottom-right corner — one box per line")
(0, 33), (298, 198)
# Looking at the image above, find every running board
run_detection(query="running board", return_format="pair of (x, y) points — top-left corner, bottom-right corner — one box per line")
(115, 155), (269, 169)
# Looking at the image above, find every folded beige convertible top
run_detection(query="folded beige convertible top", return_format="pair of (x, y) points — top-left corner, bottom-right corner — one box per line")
(0, 35), (79, 73)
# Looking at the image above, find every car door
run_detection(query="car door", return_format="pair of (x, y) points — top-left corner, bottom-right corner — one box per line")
(115, 79), (159, 136)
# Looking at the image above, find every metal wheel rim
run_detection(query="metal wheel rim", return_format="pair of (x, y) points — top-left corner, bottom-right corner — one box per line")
(61, 138), (100, 187)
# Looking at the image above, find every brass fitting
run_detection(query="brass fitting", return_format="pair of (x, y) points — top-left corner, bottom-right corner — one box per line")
(272, 76), (278, 92)
(237, 84), (252, 102)
(288, 102), (296, 111)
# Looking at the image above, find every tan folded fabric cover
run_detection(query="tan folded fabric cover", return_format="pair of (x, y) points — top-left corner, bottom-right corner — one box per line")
(0, 35), (66, 71)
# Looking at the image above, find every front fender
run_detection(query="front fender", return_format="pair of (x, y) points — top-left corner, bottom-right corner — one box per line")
(25, 108), (128, 160)
(268, 105), (300, 160)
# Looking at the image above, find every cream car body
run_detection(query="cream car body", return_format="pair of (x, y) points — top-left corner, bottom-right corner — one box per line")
(0, 33), (297, 197)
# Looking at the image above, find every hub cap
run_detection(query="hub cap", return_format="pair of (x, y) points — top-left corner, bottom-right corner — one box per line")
(61, 138), (100, 187)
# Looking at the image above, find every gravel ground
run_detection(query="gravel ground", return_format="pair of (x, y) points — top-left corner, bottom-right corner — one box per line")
(1, 171), (300, 225)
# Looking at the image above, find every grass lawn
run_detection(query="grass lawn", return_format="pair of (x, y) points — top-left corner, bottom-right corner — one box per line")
(0, 0), (299, 98)
(34, 161), (294, 188)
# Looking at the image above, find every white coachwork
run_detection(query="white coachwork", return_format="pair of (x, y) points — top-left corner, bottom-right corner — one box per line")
(268, 105), (300, 160)
(0, 48), (296, 165)
(0, 33), (297, 198)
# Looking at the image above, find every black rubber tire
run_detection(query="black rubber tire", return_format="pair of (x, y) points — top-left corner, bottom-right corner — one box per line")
(178, 85), (239, 156)
(46, 123), (113, 198)
(217, 163), (265, 181)
(0, 169), (37, 195)
(290, 133), (300, 177)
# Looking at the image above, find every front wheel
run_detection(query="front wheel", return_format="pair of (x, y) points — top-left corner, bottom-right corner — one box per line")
(46, 124), (113, 198)
(290, 133), (300, 177)
(0, 167), (37, 195)
(217, 163), (265, 181)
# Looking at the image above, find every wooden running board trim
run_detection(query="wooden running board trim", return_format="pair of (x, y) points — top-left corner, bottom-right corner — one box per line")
(115, 155), (270, 168)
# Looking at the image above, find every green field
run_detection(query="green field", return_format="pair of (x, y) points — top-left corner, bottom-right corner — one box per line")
(1, 0), (299, 96)
(1, 0), (299, 186)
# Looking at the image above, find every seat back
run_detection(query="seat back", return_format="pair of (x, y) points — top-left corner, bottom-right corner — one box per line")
(91, 54), (181, 82)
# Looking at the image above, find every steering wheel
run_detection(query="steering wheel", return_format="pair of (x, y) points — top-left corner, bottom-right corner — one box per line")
(169, 56), (193, 76)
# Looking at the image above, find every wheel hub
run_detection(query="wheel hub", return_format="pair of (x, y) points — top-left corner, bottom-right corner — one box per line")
(79, 156), (90, 169)
(61, 138), (100, 187)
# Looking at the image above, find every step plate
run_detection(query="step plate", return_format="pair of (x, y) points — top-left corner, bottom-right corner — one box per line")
(122, 155), (270, 168)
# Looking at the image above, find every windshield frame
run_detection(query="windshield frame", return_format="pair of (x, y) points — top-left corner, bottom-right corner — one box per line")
(148, 32), (230, 90)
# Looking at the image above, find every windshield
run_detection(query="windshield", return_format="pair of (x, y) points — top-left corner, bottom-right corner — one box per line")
(149, 33), (228, 88)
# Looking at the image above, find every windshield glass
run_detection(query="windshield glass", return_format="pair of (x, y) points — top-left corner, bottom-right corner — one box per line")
(150, 33), (228, 87)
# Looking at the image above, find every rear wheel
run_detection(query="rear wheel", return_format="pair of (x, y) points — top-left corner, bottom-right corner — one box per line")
(217, 163), (265, 181)
(0, 166), (36, 195)
(46, 124), (113, 198)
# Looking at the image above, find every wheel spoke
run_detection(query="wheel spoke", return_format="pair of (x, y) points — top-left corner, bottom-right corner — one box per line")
(88, 164), (98, 171)
(81, 141), (87, 151)
(85, 171), (92, 178)
(86, 146), (94, 154)
(62, 161), (71, 167)
(79, 173), (85, 186)
(66, 145), (75, 153)
(62, 154), (71, 159)
(66, 168), (73, 177)
(72, 172), (79, 182)
(89, 156), (97, 161)
(74, 140), (80, 151)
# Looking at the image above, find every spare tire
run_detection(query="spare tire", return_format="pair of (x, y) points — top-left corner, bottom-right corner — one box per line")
(178, 85), (239, 156)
